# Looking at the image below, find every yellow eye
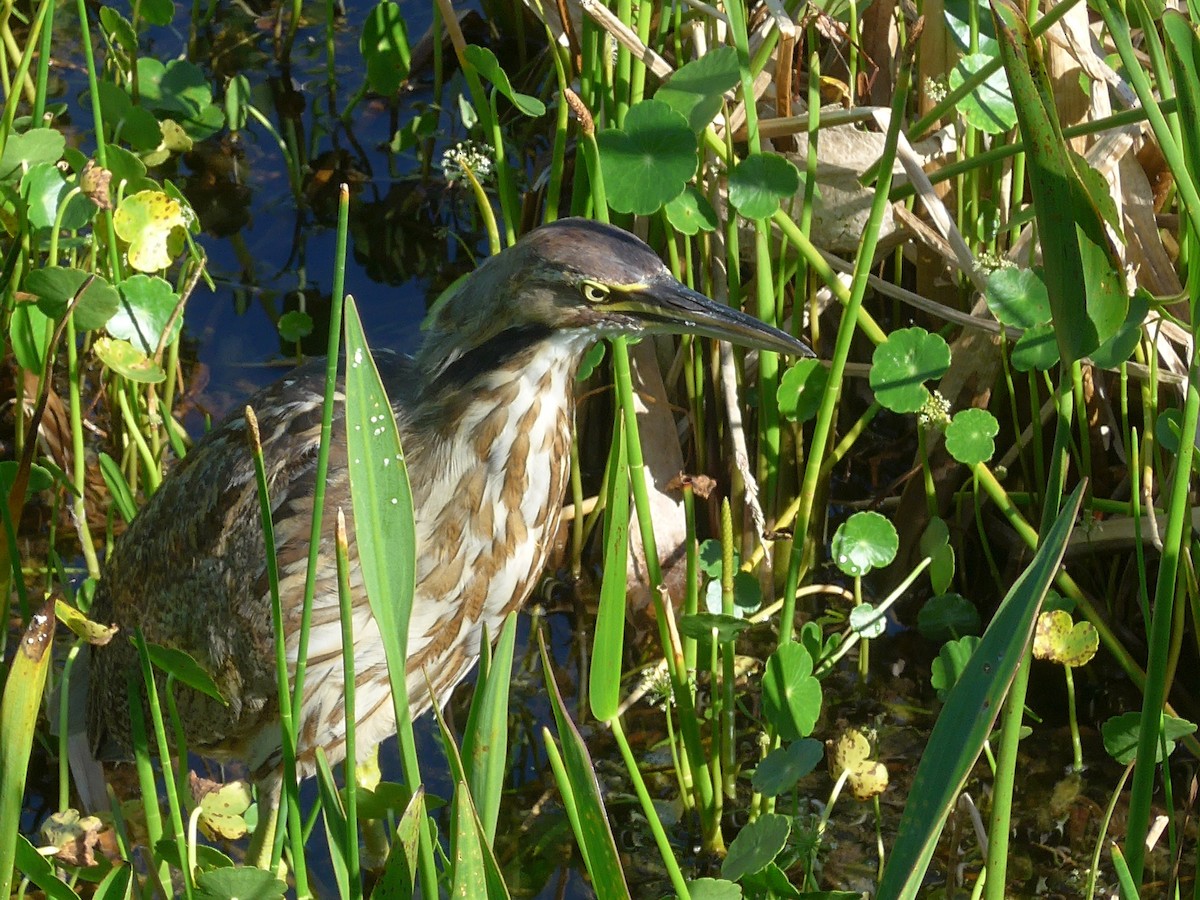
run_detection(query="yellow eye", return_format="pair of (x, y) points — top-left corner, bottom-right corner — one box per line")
(581, 281), (609, 304)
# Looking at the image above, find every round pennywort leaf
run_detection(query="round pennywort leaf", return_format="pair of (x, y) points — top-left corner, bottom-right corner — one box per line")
(597, 100), (697, 215)
(944, 407), (1000, 465)
(830, 510), (898, 577)
(869, 327), (950, 413)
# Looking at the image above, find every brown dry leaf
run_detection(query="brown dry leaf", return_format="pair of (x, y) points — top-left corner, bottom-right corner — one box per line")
(827, 727), (889, 800)
(39, 808), (118, 867)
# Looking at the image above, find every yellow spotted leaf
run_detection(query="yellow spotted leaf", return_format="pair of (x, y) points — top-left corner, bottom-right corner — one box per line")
(1033, 610), (1098, 667)
(827, 728), (889, 800)
(190, 773), (253, 841)
(113, 189), (187, 272)
(55, 598), (119, 645)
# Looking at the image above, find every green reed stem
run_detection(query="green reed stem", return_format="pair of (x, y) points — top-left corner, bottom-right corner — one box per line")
(611, 337), (716, 821)
(244, 407), (309, 890)
(334, 509), (361, 896)
(133, 630), (194, 899)
(610, 715), (691, 900)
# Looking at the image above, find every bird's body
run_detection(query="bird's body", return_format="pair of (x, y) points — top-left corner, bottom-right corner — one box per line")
(87, 218), (810, 790)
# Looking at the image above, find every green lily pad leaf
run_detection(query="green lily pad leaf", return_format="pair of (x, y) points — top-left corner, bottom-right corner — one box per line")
(698, 539), (727, 577)
(1156, 408), (1183, 453)
(751, 738), (823, 797)
(21, 163), (91, 231)
(195, 866), (286, 900)
(113, 189), (188, 272)
(777, 357), (829, 423)
(944, 407), (1000, 465)
(1090, 288), (1149, 369)
(930, 635), (980, 701)
(728, 152), (801, 220)
(465, 45), (545, 116)
(831, 510), (898, 577)
(945, 0), (1001, 55)
(108, 274), (182, 352)
(849, 603), (886, 639)
(949, 52), (1017, 134)
(99, 7), (137, 54)
(1102, 712), (1197, 765)
(1010, 321), (1059, 371)
(92, 81), (161, 152)
(721, 812), (790, 881)
(917, 592), (981, 642)
(144, 641), (227, 703)
(139, 0), (174, 27)
(919, 518), (955, 594)
(799, 619), (840, 664)
(9, 302), (51, 371)
(597, 99), (697, 215)
(93, 336), (166, 384)
(0, 128), (65, 182)
(762, 642), (822, 741)
(24, 266), (120, 331)
(985, 266), (1050, 329)
(664, 184), (719, 235)
(655, 46), (740, 132)
(869, 327), (950, 413)
(1032, 609), (1098, 667)
(104, 144), (150, 193)
(135, 58), (224, 140)
(685, 878), (743, 900)
(733, 570), (762, 611)
(0, 460), (54, 498)
(360, 0), (412, 96)
(679, 612), (750, 643)
(278, 310), (314, 343)
(577, 341), (606, 381)
(155, 838), (236, 873)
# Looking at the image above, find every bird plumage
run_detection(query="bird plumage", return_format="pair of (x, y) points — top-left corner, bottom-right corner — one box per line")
(86, 218), (810, 787)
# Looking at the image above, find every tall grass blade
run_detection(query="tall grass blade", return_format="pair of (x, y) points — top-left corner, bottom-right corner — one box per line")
(590, 417), (628, 723)
(315, 749), (354, 899)
(877, 482), (1085, 898)
(0, 602), (55, 899)
(461, 612), (518, 845)
(538, 630), (631, 900)
(12, 834), (79, 900)
(370, 787), (425, 899)
(991, 0), (1127, 361)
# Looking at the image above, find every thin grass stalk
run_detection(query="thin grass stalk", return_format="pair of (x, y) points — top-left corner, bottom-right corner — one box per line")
(333, 509), (361, 897)
(72, 0), (122, 281)
(244, 407), (309, 888)
(56, 640), (84, 811)
(611, 336), (716, 818)
(780, 21), (918, 645)
(66, 315), (100, 577)
(0, 0), (49, 150)
(31, 0), (52, 122)
(982, 619), (1032, 898)
(133, 631), (193, 898)
(719, 500), (736, 800)
(609, 716), (691, 899)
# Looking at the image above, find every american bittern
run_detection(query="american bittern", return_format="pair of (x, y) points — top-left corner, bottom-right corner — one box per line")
(86, 218), (811, 817)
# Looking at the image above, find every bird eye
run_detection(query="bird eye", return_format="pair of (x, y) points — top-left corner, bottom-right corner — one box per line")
(581, 282), (609, 304)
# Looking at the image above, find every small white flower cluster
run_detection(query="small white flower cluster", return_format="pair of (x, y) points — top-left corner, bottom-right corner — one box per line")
(974, 250), (1016, 277)
(919, 389), (952, 431)
(441, 141), (494, 184)
(925, 76), (949, 105)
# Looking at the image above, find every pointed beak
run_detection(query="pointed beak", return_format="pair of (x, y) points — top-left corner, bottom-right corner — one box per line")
(615, 278), (815, 357)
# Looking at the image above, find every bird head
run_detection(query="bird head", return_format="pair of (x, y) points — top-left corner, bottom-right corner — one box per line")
(418, 218), (813, 382)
